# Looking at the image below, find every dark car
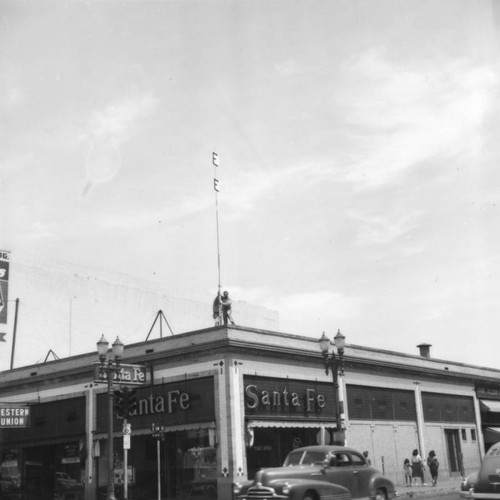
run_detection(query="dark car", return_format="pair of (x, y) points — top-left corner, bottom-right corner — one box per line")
(234, 445), (396, 500)
(461, 442), (500, 499)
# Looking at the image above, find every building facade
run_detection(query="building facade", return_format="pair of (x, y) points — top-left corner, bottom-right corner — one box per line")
(0, 326), (499, 500)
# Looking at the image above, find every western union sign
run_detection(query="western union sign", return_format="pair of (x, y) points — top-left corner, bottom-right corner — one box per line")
(0, 406), (31, 428)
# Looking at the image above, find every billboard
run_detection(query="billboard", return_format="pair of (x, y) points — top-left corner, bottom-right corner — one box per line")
(0, 251), (9, 327)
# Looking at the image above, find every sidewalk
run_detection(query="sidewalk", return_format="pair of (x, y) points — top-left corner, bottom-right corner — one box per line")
(395, 479), (461, 497)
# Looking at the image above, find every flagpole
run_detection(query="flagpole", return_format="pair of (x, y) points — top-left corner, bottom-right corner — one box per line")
(213, 152), (222, 322)
(10, 298), (19, 370)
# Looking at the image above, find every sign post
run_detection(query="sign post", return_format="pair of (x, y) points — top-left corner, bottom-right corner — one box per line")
(123, 421), (131, 500)
(93, 361), (146, 500)
(151, 423), (166, 500)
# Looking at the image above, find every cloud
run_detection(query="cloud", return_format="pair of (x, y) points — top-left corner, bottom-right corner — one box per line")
(81, 91), (159, 195)
(335, 48), (498, 188)
(349, 209), (423, 247)
(5, 87), (27, 109)
(0, 153), (33, 173)
(87, 91), (159, 142)
(231, 285), (363, 336)
(220, 163), (311, 217)
(96, 160), (314, 230)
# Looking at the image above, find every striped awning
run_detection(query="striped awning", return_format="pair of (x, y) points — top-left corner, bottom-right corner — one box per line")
(480, 400), (500, 413)
(93, 421), (216, 439)
(484, 427), (500, 443)
(247, 420), (336, 429)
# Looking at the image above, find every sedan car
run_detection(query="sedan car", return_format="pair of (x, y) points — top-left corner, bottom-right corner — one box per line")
(461, 442), (500, 499)
(234, 445), (396, 500)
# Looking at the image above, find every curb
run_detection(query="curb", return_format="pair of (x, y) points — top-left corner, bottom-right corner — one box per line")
(396, 485), (460, 497)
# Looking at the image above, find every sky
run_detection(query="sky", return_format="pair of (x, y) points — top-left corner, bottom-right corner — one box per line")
(1, 0), (500, 370)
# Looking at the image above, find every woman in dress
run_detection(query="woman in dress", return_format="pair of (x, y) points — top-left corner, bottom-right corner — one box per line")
(411, 449), (426, 486)
(427, 450), (439, 486)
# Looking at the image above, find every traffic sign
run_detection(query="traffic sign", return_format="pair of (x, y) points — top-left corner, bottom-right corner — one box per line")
(151, 423), (166, 439)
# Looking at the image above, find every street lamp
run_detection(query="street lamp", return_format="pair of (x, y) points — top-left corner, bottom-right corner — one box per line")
(319, 329), (346, 445)
(97, 335), (124, 500)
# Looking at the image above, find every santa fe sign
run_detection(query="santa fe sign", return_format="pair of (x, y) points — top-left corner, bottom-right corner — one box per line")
(93, 363), (147, 386)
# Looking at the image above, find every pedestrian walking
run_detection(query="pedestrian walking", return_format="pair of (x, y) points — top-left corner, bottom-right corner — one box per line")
(363, 451), (371, 465)
(427, 450), (439, 486)
(411, 449), (426, 486)
(404, 458), (412, 486)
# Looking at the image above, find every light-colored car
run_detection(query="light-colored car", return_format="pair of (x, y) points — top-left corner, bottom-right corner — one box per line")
(461, 442), (500, 499)
(234, 445), (396, 500)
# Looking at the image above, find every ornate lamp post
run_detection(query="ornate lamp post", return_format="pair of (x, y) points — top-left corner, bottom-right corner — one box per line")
(319, 329), (346, 445)
(97, 335), (124, 500)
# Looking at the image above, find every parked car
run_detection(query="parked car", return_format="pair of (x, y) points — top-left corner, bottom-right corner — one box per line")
(461, 442), (500, 499)
(233, 445), (396, 500)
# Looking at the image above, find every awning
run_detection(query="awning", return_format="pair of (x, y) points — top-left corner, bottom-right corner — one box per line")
(93, 421), (216, 439)
(480, 400), (500, 413)
(247, 420), (336, 429)
(483, 427), (500, 443)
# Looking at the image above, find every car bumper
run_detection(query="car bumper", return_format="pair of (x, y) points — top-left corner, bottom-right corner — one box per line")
(461, 491), (500, 499)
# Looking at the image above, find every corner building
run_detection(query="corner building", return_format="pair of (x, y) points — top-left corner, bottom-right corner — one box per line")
(0, 326), (499, 500)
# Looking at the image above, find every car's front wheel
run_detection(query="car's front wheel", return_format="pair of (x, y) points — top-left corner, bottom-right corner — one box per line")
(374, 488), (387, 500)
(302, 492), (317, 500)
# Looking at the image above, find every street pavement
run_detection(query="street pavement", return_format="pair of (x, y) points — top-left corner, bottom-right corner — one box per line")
(396, 478), (461, 497)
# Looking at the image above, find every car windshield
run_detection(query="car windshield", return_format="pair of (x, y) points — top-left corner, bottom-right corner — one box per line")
(301, 452), (327, 465)
(486, 445), (500, 457)
(283, 451), (327, 466)
(284, 451), (304, 466)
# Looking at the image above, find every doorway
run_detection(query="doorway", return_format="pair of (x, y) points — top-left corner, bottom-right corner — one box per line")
(246, 427), (320, 480)
(445, 429), (464, 477)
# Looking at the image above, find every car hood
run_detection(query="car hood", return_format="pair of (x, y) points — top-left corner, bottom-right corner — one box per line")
(478, 457), (500, 480)
(255, 465), (325, 484)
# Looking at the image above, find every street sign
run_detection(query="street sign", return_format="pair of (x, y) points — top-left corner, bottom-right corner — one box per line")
(333, 430), (346, 443)
(0, 405), (30, 428)
(123, 434), (130, 450)
(151, 423), (166, 439)
(93, 363), (147, 385)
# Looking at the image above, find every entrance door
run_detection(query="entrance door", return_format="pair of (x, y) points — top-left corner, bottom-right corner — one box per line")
(246, 427), (319, 480)
(445, 429), (464, 477)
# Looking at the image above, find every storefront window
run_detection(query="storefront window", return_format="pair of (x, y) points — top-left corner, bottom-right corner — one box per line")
(0, 449), (22, 500)
(0, 442), (84, 500)
(54, 442), (85, 499)
(183, 446), (217, 499)
(100, 428), (217, 500)
(246, 427), (320, 479)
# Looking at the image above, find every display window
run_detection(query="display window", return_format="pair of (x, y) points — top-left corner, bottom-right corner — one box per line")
(246, 426), (323, 479)
(0, 448), (22, 500)
(0, 442), (85, 500)
(97, 427), (217, 500)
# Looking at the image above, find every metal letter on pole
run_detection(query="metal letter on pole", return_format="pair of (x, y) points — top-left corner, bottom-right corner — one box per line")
(213, 152), (222, 306)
